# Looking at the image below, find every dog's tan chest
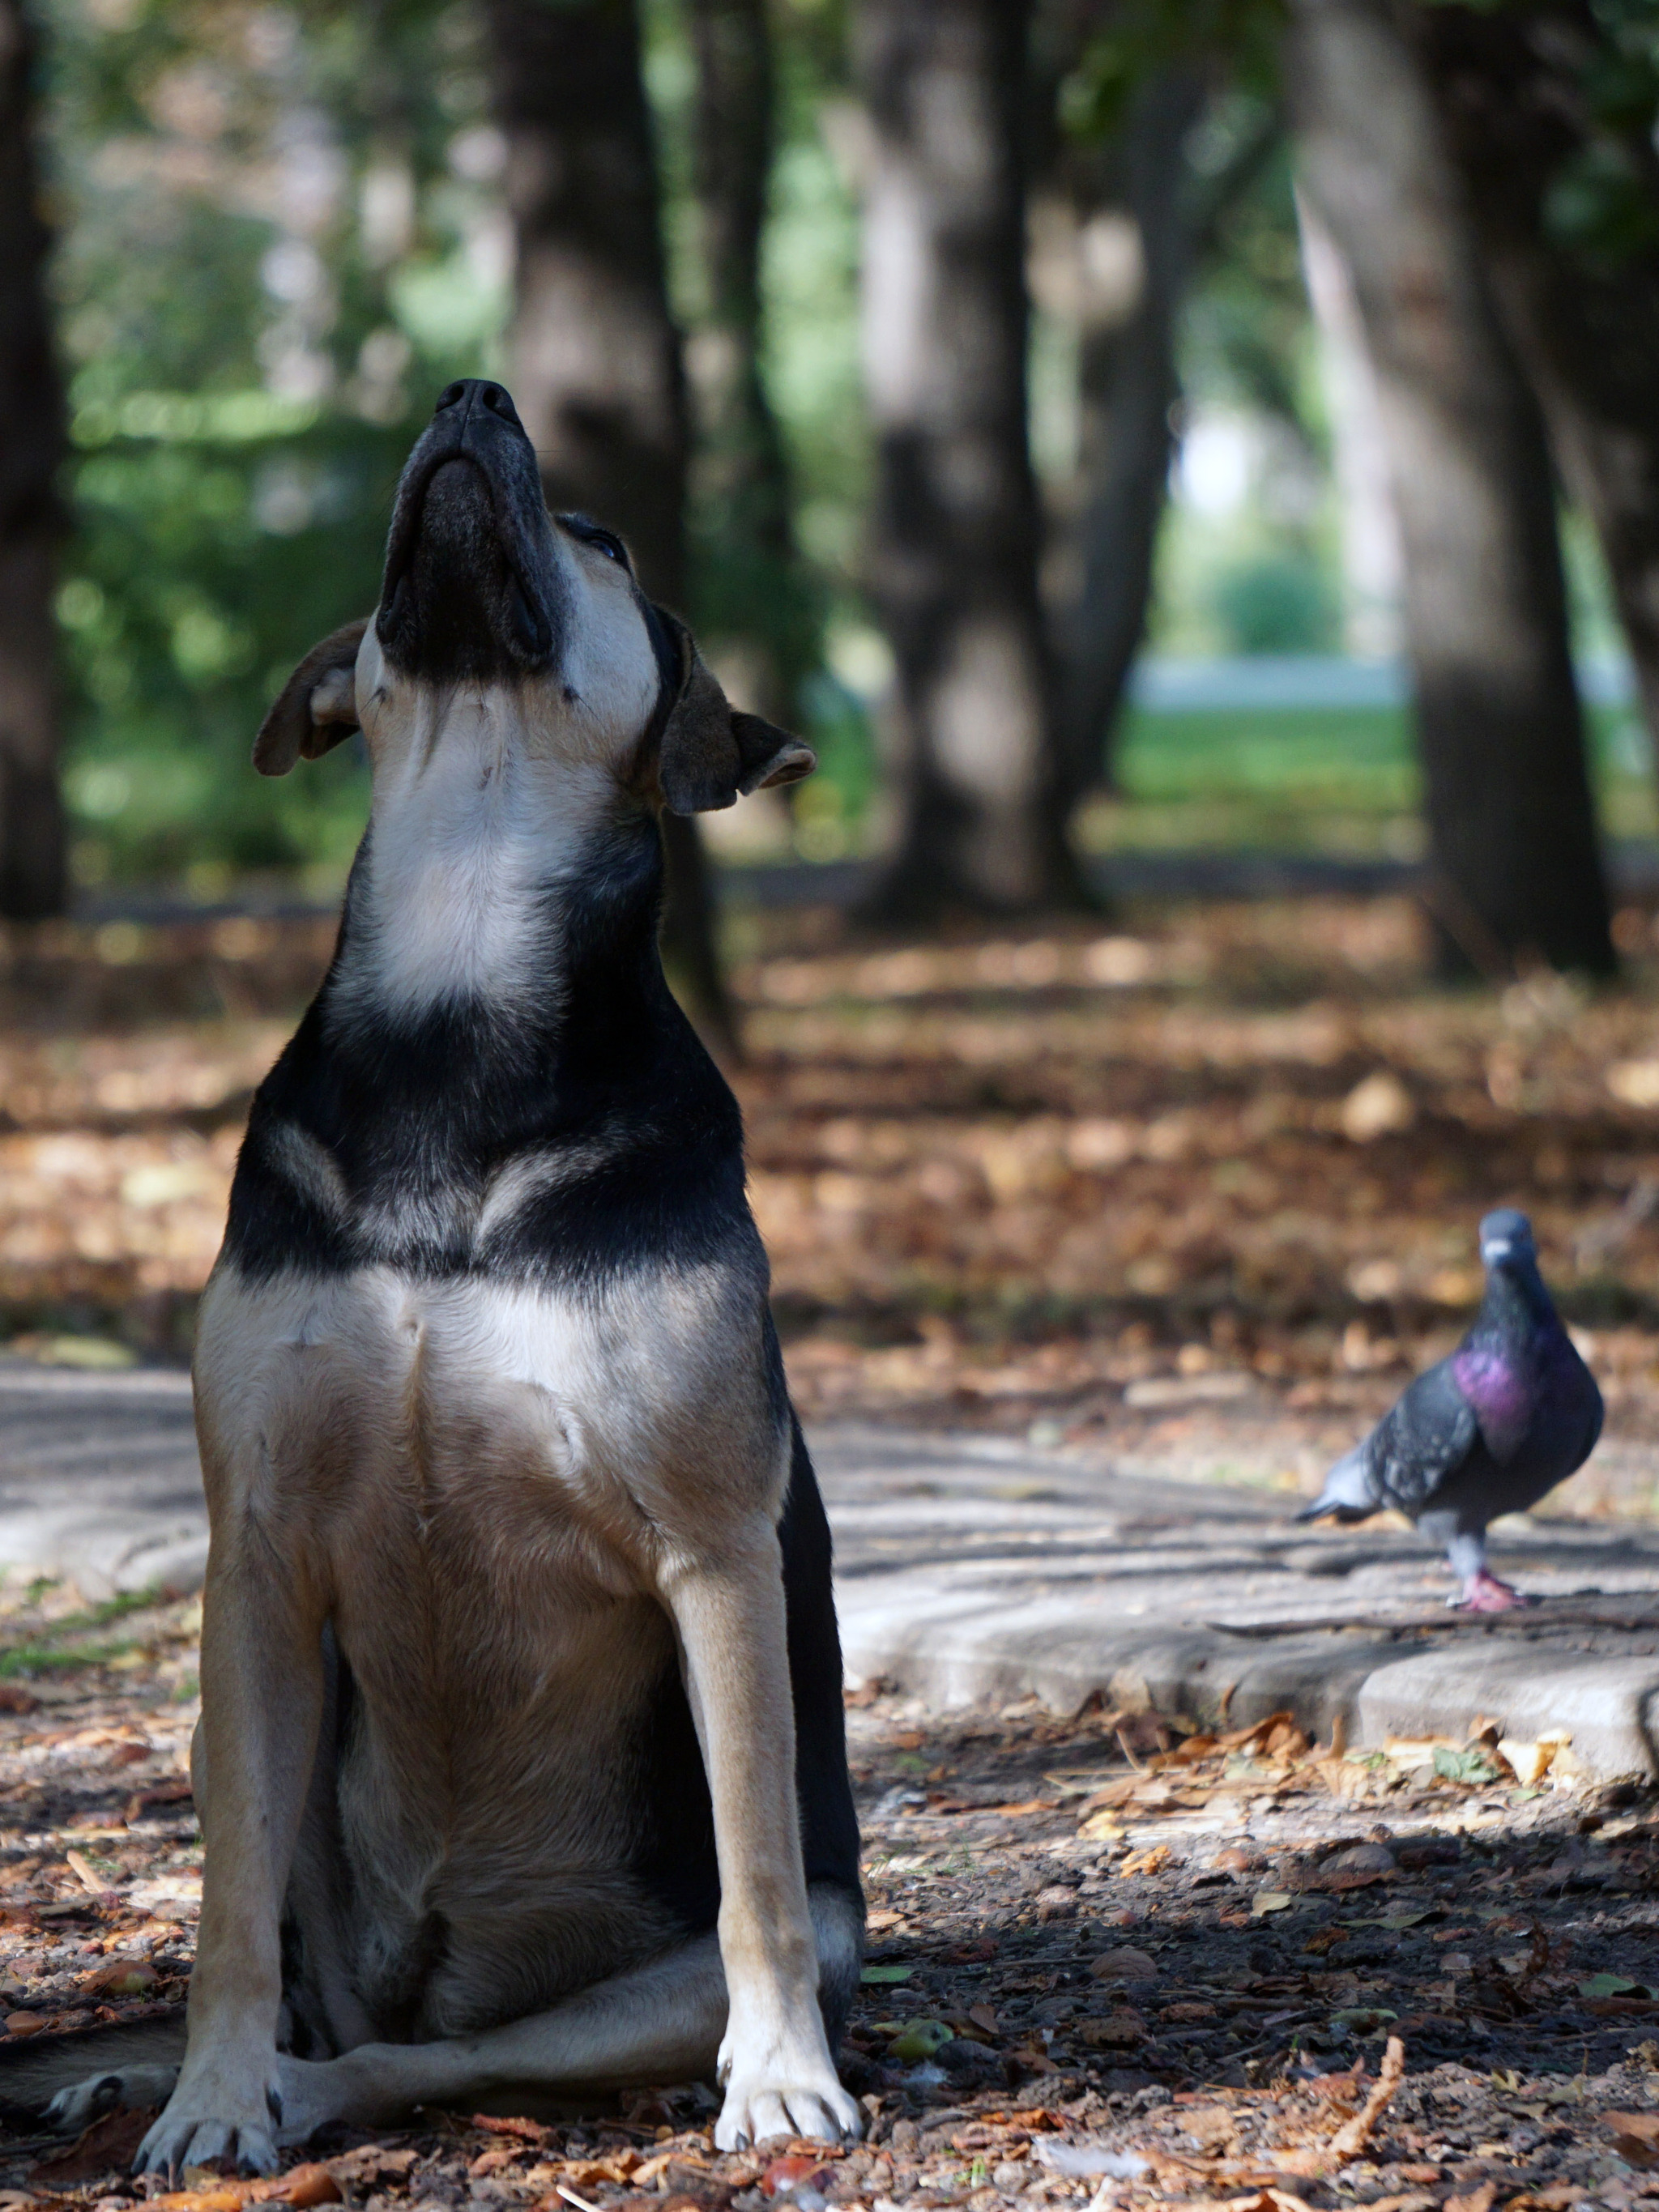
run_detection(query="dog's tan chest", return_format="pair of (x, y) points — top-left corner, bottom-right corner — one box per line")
(196, 1265), (693, 1863)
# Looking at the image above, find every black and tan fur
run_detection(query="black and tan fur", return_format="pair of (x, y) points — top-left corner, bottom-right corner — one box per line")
(0, 381), (861, 2172)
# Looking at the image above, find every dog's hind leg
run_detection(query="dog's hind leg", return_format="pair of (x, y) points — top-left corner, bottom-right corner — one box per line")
(269, 1883), (862, 2144)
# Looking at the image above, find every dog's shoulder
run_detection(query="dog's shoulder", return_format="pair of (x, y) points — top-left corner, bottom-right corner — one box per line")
(223, 901), (753, 1291)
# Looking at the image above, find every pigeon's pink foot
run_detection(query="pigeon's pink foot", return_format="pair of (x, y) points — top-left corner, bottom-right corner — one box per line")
(1455, 1568), (1537, 1613)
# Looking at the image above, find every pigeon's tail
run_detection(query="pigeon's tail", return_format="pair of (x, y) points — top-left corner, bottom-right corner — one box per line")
(1294, 1443), (1378, 1524)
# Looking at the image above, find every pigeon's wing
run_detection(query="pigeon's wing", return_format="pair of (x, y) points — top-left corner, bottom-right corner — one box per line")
(1370, 1357), (1479, 1517)
(1572, 1370), (1606, 1473)
(1295, 1439), (1382, 1522)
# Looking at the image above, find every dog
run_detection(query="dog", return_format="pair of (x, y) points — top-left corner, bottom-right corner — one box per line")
(0, 380), (864, 2173)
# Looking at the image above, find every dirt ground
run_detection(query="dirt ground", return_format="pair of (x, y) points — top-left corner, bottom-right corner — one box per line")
(6, 892), (1659, 1512)
(1, 1594), (1657, 2210)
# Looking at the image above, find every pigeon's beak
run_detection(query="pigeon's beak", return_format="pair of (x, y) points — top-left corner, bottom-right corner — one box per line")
(1482, 1239), (1513, 1264)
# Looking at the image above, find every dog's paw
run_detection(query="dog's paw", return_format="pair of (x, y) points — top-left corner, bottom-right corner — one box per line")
(271, 2052), (355, 2145)
(136, 2076), (283, 2180)
(714, 2031), (862, 2150)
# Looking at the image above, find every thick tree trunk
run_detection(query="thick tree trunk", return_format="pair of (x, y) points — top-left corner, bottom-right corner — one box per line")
(1052, 70), (1207, 808)
(1406, 2), (1659, 769)
(855, 0), (1083, 916)
(0, 0), (66, 922)
(486, 0), (735, 1051)
(686, 0), (808, 722)
(1286, 0), (1614, 978)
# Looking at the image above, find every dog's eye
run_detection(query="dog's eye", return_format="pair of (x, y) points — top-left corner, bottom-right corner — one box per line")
(560, 514), (630, 570)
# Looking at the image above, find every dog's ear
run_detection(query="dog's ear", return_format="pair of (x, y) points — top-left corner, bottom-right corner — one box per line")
(654, 609), (815, 814)
(253, 619), (371, 777)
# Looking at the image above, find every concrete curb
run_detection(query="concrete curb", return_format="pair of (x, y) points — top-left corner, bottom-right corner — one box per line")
(5, 1379), (1659, 1775)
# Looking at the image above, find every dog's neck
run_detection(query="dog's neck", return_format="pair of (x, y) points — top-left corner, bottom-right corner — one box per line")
(326, 690), (641, 1038)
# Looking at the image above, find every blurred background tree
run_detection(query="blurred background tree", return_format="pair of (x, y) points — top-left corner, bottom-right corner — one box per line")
(0, 0), (66, 919)
(1288, 0), (1614, 979)
(13, 0), (1659, 989)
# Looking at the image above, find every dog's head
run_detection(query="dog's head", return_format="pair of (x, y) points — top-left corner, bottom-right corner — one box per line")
(252, 379), (814, 816)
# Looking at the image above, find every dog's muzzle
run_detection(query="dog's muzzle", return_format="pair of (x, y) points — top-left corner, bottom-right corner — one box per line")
(376, 380), (563, 683)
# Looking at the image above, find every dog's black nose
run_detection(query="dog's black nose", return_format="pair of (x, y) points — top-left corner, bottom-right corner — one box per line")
(433, 379), (522, 428)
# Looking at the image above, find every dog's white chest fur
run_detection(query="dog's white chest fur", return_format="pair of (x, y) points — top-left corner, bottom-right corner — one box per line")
(330, 693), (614, 1021)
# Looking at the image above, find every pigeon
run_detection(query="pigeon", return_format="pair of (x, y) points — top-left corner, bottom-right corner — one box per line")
(1296, 1209), (1601, 1610)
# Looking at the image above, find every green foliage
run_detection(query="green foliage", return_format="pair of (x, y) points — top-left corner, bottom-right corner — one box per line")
(1209, 552), (1340, 653)
(1431, 1744), (1499, 1784)
(1060, 0), (1287, 140)
(42, 0), (506, 885)
(42, 0), (871, 883)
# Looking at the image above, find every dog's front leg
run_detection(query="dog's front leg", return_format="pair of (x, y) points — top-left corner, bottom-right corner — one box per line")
(663, 1519), (861, 2150)
(138, 1542), (325, 2180)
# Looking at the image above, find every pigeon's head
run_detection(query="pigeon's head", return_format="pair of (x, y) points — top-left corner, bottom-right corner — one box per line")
(1479, 1208), (1536, 1268)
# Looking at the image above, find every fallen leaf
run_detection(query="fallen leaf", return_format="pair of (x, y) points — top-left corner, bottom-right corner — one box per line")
(1252, 1891), (1294, 1916)
(761, 2156), (837, 2197)
(1582, 1972), (1650, 1999)
(1444, 2185), (1497, 2212)
(64, 1849), (115, 1897)
(1090, 1946), (1158, 1981)
(27, 2108), (154, 2187)
(1180, 2105), (1238, 2149)
(1432, 1745), (1499, 1786)
(1120, 1844), (1173, 1877)
(1609, 2112), (1659, 2167)
(470, 2115), (553, 2144)
(864, 1908), (906, 1933)
(1495, 1739), (1556, 1788)
(888, 2018), (953, 2061)
(968, 2001), (997, 2031)
(860, 1963), (911, 1984)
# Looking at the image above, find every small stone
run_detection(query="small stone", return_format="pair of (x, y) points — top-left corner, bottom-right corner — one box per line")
(1316, 1843), (1397, 1891)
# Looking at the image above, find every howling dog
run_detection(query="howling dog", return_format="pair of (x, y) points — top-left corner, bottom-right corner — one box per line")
(1, 379), (864, 2172)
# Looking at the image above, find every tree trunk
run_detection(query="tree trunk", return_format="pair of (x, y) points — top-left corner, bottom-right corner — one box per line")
(1051, 70), (1207, 808)
(485, 0), (736, 1051)
(1405, 1), (1659, 771)
(686, 0), (810, 723)
(855, 0), (1084, 916)
(1286, 0), (1614, 978)
(0, 0), (66, 922)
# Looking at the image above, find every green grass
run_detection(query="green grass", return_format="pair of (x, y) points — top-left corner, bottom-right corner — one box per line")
(0, 1585), (162, 1679)
(1078, 701), (1658, 854)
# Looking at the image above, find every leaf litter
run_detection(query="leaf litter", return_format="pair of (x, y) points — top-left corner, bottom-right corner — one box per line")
(6, 906), (1659, 2200)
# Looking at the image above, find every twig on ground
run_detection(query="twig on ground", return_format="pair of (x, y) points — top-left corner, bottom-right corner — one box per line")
(1328, 2036), (1406, 2162)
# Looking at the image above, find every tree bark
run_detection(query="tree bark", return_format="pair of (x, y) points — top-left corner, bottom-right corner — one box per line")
(1405, 1), (1659, 769)
(486, 0), (735, 1051)
(855, 0), (1084, 916)
(1051, 70), (1207, 808)
(1286, 0), (1614, 978)
(686, 0), (810, 722)
(0, 0), (66, 922)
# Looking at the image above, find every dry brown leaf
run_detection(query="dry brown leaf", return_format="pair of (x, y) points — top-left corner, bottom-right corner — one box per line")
(27, 2108), (154, 2187)
(469, 2114), (553, 2143)
(1444, 2185), (1498, 2212)
(1608, 2112), (1659, 2167)
(1120, 1844), (1173, 1877)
